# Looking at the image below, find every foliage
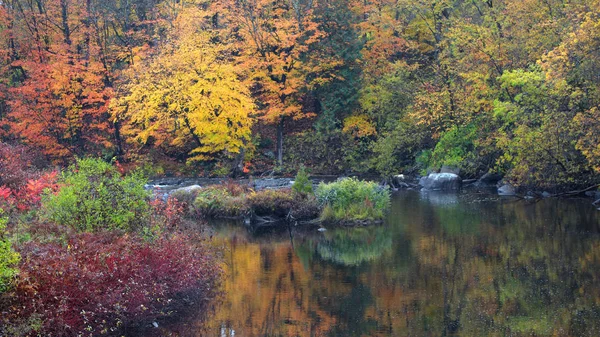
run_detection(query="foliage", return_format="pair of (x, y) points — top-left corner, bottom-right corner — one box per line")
(427, 124), (479, 176)
(0, 171), (59, 214)
(246, 189), (320, 220)
(148, 197), (187, 232)
(0, 209), (19, 292)
(2, 0), (600, 188)
(315, 178), (390, 223)
(2, 232), (221, 336)
(0, 143), (44, 190)
(292, 166), (314, 196)
(371, 121), (427, 177)
(115, 6), (255, 163)
(42, 158), (150, 232)
(193, 186), (249, 218)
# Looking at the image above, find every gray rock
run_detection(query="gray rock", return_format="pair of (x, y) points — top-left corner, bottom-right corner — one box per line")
(419, 173), (462, 191)
(498, 184), (517, 196)
(542, 191), (552, 198)
(170, 184), (202, 196)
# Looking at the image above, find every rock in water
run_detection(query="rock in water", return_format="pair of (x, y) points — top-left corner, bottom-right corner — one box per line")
(498, 184), (517, 196)
(419, 173), (462, 191)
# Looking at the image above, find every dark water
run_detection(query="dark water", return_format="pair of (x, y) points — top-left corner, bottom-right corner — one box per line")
(164, 190), (600, 337)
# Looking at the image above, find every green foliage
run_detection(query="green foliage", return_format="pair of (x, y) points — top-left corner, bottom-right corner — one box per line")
(494, 67), (593, 188)
(0, 209), (20, 292)
(193, 187), (248, 218)
(372, 121), (426, 177)
(315, 178), (391, 223)
(42, 158), (151, 232)
(292, 166), (313, 196)
(427, 124), (478, 176)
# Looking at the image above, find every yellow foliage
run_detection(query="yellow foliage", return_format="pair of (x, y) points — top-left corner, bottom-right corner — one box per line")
(114, 6), (255, 162)
(342, 115), (377, 138)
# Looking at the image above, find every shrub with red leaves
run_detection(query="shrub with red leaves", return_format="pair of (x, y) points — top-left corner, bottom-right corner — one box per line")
(3, 232), (221, 336)
(149, 197), (187, 230)
(0, 171), (59, 212)
(0, 142), (43, 190)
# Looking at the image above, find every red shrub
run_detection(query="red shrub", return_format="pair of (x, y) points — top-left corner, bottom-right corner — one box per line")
(0, 171), (59, 212)
(0, 142), (42, 190)
(149, 197), (186, 229)
(5, 233), (221, 336)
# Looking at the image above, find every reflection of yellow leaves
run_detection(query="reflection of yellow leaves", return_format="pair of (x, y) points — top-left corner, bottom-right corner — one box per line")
(415, 236), (448, 265)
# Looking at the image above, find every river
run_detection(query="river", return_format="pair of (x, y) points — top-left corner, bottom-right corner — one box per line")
(158, 189), (600, 337)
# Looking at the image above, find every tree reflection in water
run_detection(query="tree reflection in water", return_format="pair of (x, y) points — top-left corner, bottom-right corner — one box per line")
(161, 191), (600, 337)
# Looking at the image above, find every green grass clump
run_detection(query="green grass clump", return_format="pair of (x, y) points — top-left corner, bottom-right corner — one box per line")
(42, 158), (150, 232)
(315, 178), (391, 223)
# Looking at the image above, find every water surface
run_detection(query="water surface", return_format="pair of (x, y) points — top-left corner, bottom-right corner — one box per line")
(166, 190), (600, 336)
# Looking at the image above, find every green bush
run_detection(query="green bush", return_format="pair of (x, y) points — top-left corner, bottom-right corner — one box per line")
(315, 178), (391, 223)
(42, 158), (150, 232)
(292, 166), (313, 196)
(0, 209), (20, 292)
(193, 186), (248, 218)
(427, 124), (478, 176)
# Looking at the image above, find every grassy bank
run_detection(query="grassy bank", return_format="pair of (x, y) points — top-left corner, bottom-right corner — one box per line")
(184, 170), (391, 226)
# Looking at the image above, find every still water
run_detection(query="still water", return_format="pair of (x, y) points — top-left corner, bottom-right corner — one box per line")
(166, 190), (600, 336)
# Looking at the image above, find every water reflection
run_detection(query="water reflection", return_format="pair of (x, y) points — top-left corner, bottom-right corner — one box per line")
(166, 191), (600, 336)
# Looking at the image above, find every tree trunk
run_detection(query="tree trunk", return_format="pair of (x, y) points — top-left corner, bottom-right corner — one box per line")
(276, 116), (285, 166)
(113, 120), (123, 157)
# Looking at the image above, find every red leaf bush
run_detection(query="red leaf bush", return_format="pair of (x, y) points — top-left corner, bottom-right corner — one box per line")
(149, 197), (187, 230)
(0, 171), (59, 213)
(2, 232), (221, 336)
(0, 143), (43, 190)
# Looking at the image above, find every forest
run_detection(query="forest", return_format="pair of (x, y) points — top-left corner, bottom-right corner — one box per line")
(2, 1), (600, 336)
(1, 0), (599, 190)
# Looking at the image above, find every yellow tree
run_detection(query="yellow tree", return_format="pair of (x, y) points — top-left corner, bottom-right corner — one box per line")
(114, 6), (255, 163)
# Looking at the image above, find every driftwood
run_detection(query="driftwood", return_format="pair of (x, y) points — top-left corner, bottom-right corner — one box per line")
(547, 184), (600, 198)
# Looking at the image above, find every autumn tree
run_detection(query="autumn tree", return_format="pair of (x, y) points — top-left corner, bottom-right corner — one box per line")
(215, 0), (326, 166)
(115, 5), (255, 164)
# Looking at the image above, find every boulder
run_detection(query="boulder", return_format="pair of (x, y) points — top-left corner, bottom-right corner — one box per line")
(169, 185), (202, 203)
(498, 184), (517, 196)
(170, 184), (202, 195)
(419, 173), (462, 191)
(392, 174), (414, 188)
